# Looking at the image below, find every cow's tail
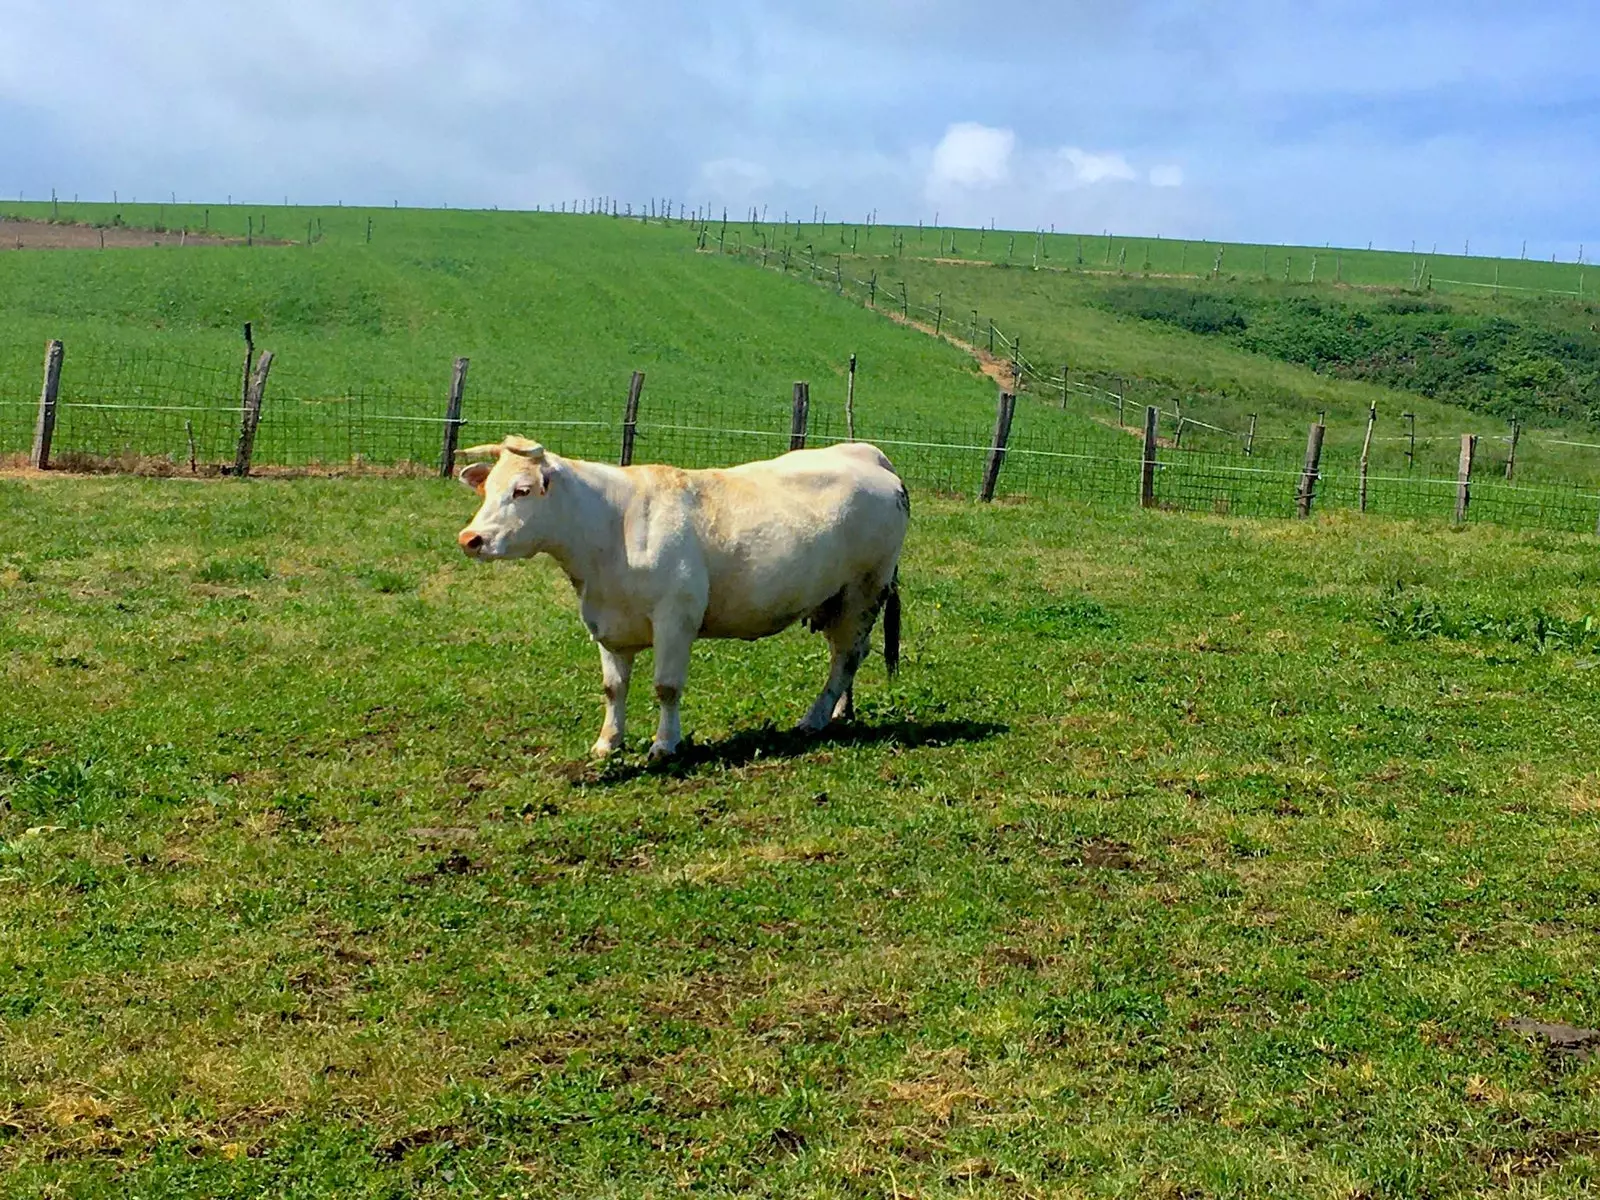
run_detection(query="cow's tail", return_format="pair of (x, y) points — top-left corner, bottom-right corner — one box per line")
(883, 569), (901, 678)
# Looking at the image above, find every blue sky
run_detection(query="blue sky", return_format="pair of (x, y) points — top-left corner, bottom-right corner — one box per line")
(2, 0), (1597, 257)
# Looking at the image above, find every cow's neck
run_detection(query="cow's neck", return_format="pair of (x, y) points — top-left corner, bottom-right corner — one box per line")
(533, 457), (628, 590)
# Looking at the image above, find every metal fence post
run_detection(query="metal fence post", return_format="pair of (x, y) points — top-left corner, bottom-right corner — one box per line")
(30, 339), (64, 470)
(1140, 405), (1159, 508)
(438, 356), (469, 477)
(789, 382), (809, 450)
(980, 390), (1016, 502)
(619, 370), (645, 466)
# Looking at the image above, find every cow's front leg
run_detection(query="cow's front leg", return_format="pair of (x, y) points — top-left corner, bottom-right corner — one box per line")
(591, 645), (635, 758)
(648, 622), (695, 761)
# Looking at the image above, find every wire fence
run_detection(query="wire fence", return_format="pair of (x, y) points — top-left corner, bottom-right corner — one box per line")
(4, 337), (1600, 535)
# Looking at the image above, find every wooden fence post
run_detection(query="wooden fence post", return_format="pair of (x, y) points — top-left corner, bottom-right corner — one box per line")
(1504, 417), (1519, 481)
(1060, 364), (1068, 410)
(233, 350), (274, 477)
(1455, 433), (1476, 523)
(1117, 377), (1126, 427)
(980, 391), (1016, 502)
(1359, 403), (1376, 512)
(619, 370), (645, 466)
(1245, 413), (1257, 456)
(240, 322), (255, 417)
(790, 382), (809, 450)
(30, 339), (64, 470)
(1296, 420), (1326, 518)
(845, 354), (857, 441)
(438, 356), (469, 476)
(1140, 405), (1159, 508)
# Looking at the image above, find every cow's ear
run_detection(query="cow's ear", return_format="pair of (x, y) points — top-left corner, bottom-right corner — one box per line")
(539, 462), (555, 495)
(458, 461), (493, 495)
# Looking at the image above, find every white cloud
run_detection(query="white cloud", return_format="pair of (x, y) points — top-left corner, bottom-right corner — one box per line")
(927, 122), (1015, 191)
(1149, 164), (1184, 188)
(1057, 148), (1137, 186)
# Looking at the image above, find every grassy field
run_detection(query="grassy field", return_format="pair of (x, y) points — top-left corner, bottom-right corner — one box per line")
(4, 473), (1600, 1196)
(778, 219), (1593, 298)
(730, 232), (1600, 484)
(0, 203), (1014, 471)
(2, 203), (1596, 480)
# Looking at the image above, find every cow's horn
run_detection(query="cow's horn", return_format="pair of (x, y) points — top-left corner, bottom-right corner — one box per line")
(501, 436), (546, 459)
(457, 443), (506, 458)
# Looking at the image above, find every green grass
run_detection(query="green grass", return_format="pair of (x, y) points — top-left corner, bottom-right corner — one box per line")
(743, 238), (1600, 481)
(4, 475), (1600, 1196)
(0, 204), (1017, 469)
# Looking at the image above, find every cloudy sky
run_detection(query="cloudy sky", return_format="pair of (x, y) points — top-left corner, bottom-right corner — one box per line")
(2, 1), (1597, 257)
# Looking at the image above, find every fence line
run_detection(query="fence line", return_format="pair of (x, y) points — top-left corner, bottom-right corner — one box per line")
(6, 337), (1600, 536)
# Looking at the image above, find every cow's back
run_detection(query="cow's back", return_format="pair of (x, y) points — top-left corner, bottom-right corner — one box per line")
(688, 445), (907, 638)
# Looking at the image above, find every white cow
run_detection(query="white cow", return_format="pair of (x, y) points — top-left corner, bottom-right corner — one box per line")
(456, 435), (908, 760)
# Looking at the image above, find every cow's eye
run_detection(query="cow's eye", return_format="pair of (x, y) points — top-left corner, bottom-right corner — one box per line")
(511, 482), (533, 499)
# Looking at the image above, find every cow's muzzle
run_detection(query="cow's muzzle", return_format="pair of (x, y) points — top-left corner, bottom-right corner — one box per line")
(457, 529), (486, 556)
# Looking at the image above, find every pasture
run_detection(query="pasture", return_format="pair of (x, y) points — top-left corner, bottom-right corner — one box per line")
(4, 473), (1600, 1196)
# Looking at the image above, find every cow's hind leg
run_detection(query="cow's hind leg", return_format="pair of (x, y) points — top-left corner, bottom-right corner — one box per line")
(591, 645), (635, 758)
(799, 582), (882, 732)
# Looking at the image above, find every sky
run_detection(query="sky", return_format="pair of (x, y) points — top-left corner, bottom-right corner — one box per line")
(2, 0), (1598, 258)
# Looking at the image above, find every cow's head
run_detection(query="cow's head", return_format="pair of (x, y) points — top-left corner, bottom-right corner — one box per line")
(456, 435), (555, 559)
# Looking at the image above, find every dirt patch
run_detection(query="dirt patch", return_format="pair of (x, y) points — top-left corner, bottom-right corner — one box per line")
(0, 457), (438, 481)
(880, 309), (1020, 389)
(0, 217), (281, 251)
(1507, 1016), (1600, 1061)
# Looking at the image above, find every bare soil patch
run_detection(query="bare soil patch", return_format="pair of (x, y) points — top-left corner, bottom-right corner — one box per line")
(0, 218), (270, 251)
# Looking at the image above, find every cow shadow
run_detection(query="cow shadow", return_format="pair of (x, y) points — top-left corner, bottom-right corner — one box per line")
(582, 716), (1008, 785)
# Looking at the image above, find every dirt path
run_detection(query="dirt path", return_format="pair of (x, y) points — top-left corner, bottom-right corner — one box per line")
(0, 218), (258, 251)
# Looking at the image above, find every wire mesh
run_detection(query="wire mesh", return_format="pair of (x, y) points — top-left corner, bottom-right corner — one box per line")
(50, 349), (241, 471)
(6, 335), (1600, 537)
(0, 341), (39, 455)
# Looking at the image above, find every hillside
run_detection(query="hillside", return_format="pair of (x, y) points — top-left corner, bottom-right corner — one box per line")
(5, 201), (1600, 491)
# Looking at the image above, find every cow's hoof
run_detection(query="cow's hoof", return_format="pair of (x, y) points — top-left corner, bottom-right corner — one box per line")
(590, 738), (621, 759)
(646, 739), (679, 762)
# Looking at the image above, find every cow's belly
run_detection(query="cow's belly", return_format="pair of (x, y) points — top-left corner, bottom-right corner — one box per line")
(579, 597), (655, 652)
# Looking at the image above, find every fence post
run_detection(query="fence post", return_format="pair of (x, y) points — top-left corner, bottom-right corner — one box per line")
(1504, 417), (1519, 481)
(868, 273), (877, 307)
(438, 356), (470, 477)
(619, 370), (645, 466)
(30, 339), (64, 470)
(233, 350), (274, 477)
(1245, 413), (1257, 456)
(1296, 421), (1326, 518)
(1117, 377), (1126, 427)
(845, 354), (857, 442)
(1455, 433), (1476, 523)
(1060, 363), (1068, 410)
(239, 322), (255, 417)
(1138, 405), (1160, 508)
(900, 282), (908, 317)
(980, 391), (1016, 502)
(1359, 402), (1376, 512)
(789, 382), (809, 451)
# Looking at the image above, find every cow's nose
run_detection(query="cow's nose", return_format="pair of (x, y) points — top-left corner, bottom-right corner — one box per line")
(458, 530), (484, 554)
